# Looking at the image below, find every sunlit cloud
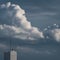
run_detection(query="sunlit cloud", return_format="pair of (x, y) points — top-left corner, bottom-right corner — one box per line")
(0, 2), (44, 40)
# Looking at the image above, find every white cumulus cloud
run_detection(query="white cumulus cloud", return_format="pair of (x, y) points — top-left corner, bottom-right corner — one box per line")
(44, 24), (60, 42)
(0, 2), (44, 40)
(48, 29), (60, 42)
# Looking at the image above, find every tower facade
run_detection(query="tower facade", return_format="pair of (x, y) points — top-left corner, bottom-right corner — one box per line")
(4, 50), (17, 60)
(4, 52), (10, 60)
(10, 50), (17, 60)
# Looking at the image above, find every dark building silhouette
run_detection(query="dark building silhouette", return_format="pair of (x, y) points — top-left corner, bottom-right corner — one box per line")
(4, 52), (10, 60)
(4, 50), (17, 60)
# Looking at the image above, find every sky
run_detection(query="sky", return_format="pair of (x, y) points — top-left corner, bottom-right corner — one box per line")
(0, 0), (60, 60)
(0, 0), (60, 29)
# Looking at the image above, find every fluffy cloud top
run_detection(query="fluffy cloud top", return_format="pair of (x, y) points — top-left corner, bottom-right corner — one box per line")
(0, 2), (60, 42)
(44, 24), (60, 42)
(50, 29), (60, 42)
(0, 2), (44, 40)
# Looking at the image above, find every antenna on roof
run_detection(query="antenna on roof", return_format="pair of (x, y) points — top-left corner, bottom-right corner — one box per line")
(10, 37), (11, 50)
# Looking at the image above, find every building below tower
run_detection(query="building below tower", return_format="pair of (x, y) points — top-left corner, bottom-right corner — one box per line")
(4, 50), (17, 60)
(4, 52), (10, 60)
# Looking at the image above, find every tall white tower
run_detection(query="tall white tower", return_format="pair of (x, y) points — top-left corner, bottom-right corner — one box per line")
(10, 50), (17, 60)
(4, 37), (17, 60)
(4, 50), (17, 60)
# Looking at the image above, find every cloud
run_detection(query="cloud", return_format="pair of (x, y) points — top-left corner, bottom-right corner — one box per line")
(0, 2), (60, 43)
(0, 2), (44, 40)
(0, 24), (20, 37)
(48, 29), (60, 42)
(44, 24), (60, 42)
